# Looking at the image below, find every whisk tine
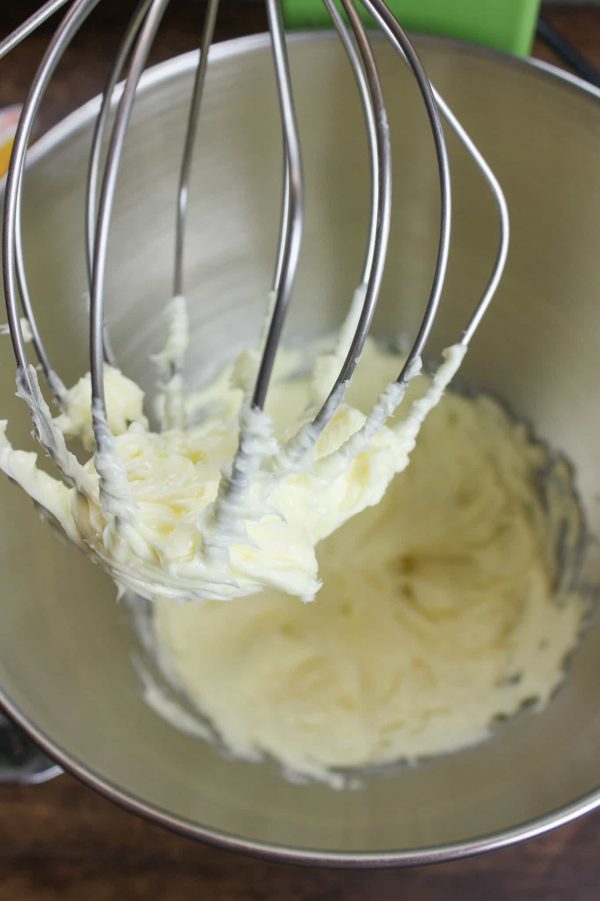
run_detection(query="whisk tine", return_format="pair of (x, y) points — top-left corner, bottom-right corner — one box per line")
(173, 0), (220, 299)
(322, 0), (380, 287)
(0, 0), (70, 61)
(3, 0), (101, 403)
(334, 0), (451, 397)
(89, 0), (171, 434)
(86, 0), (154, 301)
(14, 187), (67, 400)
(307, 0), (392, 437)
(250, 0), (303, 411)
(363, 0), (509, 360)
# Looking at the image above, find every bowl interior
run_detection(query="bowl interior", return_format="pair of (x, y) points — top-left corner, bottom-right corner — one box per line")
(1, 34), (600, 860)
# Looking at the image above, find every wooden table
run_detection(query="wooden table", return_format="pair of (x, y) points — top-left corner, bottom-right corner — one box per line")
(1, 4), (600, 898)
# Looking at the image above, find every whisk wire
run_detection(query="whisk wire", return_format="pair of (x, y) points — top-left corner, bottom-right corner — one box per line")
(322, 0), (380, 287)
(251, 0), (304, 411)
(86, 0), (154, 302)
(3, 0), (102, 405)
(356, 0), (452, 389)
(364, 0), (508, 356)
(173, 0), (220, 299)
(306, 0), (392, 438)
(0, 0), (70, 62)
(89, 0), (170, 434)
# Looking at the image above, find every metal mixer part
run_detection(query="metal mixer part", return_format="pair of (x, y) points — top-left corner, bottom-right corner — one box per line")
(0, 713), (62, 785)
(1, 0), (508, 485)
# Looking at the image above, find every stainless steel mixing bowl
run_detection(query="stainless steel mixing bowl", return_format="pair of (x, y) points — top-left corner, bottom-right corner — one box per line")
(1, 33), (600, 866)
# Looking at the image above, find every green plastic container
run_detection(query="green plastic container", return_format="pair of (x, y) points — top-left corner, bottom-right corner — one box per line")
(282, 0), (542, 56)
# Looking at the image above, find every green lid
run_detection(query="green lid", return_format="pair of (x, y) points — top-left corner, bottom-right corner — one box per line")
(282, 0), (541, 56)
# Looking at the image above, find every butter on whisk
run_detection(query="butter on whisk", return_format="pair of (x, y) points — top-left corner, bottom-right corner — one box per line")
(0, 0), (508, 603)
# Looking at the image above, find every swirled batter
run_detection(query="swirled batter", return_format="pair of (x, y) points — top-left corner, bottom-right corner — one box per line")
(144, 342), (585, 785)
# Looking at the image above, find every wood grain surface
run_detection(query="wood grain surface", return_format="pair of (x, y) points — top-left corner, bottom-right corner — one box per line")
(1, 4), (600, 899)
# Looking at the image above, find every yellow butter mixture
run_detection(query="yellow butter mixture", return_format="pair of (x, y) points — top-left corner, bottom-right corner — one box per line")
(142, 342), (585, 784)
